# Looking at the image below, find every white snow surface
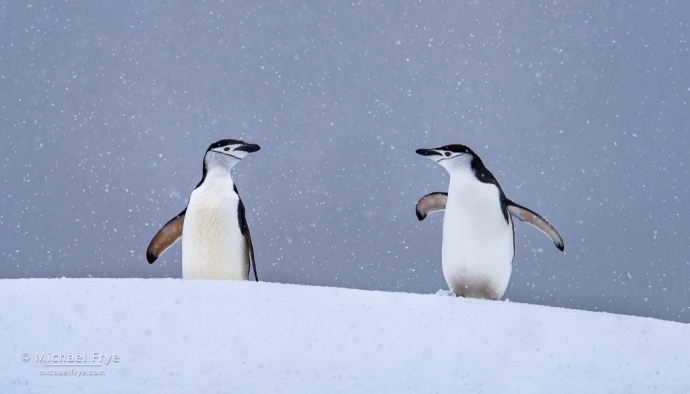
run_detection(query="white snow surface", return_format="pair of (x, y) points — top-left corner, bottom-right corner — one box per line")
(1, 279), (688, 393)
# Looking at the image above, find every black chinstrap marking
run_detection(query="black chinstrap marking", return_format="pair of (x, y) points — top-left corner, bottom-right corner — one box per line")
(437, 153), (464, 162)
(215, 151), (242, 160)
(195, 141), (259, 190)
(195, 152), (240, 190)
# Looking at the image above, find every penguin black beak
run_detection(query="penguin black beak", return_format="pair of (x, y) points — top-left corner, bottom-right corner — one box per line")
(416, 148), (441, 156)
(235, 143), (261, 153)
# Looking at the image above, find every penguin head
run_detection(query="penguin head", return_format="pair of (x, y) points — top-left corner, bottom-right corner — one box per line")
(204, 139), (260, 169)
(416, 144), (477, 172)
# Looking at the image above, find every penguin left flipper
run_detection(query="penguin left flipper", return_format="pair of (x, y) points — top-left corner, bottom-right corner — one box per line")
(146, 209), (186, 264)
(505, 200), (565, 251)
(416, 192), (448, 221)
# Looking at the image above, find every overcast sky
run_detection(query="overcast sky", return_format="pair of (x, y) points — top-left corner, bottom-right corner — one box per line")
(1, 1), (688, 322)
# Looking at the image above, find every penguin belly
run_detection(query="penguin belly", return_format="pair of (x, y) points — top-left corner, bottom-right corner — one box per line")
(441, 175), (514, 299)
(182, 179), (248, 280)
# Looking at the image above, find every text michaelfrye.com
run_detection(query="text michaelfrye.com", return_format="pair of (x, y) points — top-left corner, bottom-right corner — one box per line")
(39, 369), (106, 377)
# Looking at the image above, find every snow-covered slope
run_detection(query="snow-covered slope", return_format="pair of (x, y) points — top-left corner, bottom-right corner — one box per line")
(1, 279), (687, 393)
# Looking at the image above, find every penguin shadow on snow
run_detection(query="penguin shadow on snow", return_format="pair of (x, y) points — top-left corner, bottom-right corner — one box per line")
(415, 144), (564, 300)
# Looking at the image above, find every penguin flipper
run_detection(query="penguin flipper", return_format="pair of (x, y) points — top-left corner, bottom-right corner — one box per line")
(146, 209), (186, 264)
(505, 200), (564, 251)
(245, 225), (258, 282)
(236, 192), (258, 282)
(416, 192), (448, 221)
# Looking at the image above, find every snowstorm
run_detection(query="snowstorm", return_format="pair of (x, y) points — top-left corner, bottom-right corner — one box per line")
(1, 1), (689, 324)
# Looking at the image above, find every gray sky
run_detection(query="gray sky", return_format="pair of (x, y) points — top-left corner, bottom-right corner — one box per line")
(1, 1), (688, 322)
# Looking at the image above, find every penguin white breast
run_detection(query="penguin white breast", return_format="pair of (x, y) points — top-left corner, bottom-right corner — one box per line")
(182, 171), (248, 280)
(442, 171), (514, 299)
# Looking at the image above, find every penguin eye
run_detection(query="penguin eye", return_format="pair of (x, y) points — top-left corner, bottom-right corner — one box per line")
(445, 152), (451, 157)
(224, 147), (230, 151)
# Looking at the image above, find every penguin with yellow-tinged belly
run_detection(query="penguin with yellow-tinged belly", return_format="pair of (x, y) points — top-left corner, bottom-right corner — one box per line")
(146, 139), (260, 280)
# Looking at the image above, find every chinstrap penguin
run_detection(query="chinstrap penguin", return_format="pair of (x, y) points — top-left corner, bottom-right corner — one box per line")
(416, 144), (564, 300)
(146, 139), (260, 281)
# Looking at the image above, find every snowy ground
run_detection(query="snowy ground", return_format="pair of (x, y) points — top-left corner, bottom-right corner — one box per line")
(1, 279), (688, 393)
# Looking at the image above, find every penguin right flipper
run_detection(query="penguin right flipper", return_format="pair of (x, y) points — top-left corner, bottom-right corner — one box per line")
(416, 192), (448, 221)
(236, 192), (258, 282)
(505, 200), (565, 251)
(146, 209), (186, 264)
(245, 225), (258, 282)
